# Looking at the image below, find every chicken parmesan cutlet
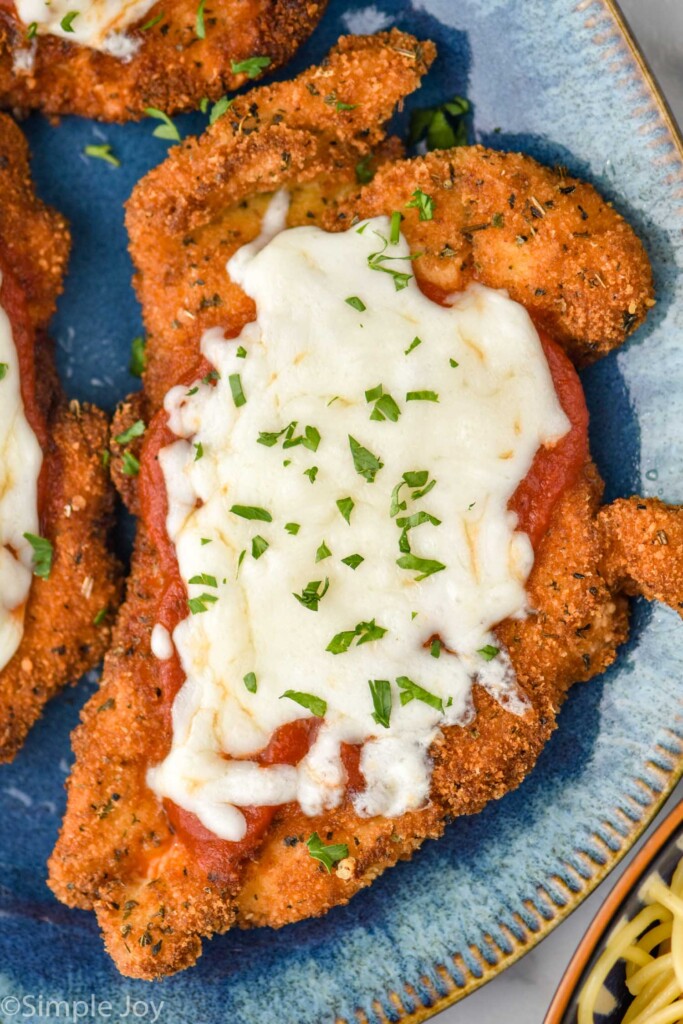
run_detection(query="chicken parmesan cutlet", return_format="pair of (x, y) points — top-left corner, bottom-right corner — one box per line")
(48, 31), (683, 980)
(0, 113), (120, 762)
(0, 0), (326, 120)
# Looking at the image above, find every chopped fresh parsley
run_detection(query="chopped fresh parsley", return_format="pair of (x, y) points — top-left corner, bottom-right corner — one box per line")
(395, 510), (442, 554)
(229, 373), (246, 407)
(336, 496), (354, 524)
(405, 336), (422, 356)
(390, 470), (436, 517)
(186, 386), (198, 396)
(349, 435), (383, 483)
(200, 537), (212, 545)
(430, 638), (443, 659)
(114, 419), (145, 445)
(236, 345), (247, 358)
(141, 11), (163, 30)
(280, 691), (327, 717)
(335, 100), (356, 112)
(303, 466), (318, 483)
(145, 107), (181, 142)
(326, 619), (387, 655)
(251, 535), (269, 560)
(0, 363), (7, 380)
(285, 522), (300, 535)
(188, 573), (218, 587)
(194, 441), (203, 461)
(26, 21), (38, 38)
(306, 831), (348, 871)
(345, 296), (366, 312)
(293, 578), (329, 611)
(195, 0), (206, 38)
(188, 592), (219, 614)
(129, 335), (146, 376)
(365, 385), (400, 423)
(23, 533), (53, 579)
(406, 188), (435, 221)
(315, 541), (331, 563)
(406, 390), (439, 402)
(243, 672), (257, 693)
(367, 235), (414, 291)
(396, 553), (446, 580)
(258, 421), (320, 452)
(202, 370), (220, 384)
(84, 144), (120, 167)
(93, 607), (108, 627)
(449, 357), (459, 368)
(60, 10), (78, 31)
(231, 55), (271, 78)
(230, 504), (272, 522)
(369, 679), (392, 728)
(210, 95), (233, 124)
(409, 96), (470, 151)
(478, 644), (500, 661)
(396, 675), (444, 712)
(121, 451), (140, 476)
(341, 553), (364, 570)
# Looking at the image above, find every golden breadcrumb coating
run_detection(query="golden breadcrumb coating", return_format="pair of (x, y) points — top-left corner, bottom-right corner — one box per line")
(0, 113), (120, 761)
(49, 36), (675, 979)
(0, 0), (326, 121)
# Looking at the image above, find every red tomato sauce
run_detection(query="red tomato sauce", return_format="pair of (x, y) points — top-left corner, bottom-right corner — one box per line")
(139, 314), (588, 879)
(0, 253), (50, 530)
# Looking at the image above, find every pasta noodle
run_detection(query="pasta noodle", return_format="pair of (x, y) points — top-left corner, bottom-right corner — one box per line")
(579, 857), (683, 1023)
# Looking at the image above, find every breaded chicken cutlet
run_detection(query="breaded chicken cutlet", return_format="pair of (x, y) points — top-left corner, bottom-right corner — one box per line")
(0, 114), (120, 761)
(0, 0), (326, 121)
(48, 32), (683, 980)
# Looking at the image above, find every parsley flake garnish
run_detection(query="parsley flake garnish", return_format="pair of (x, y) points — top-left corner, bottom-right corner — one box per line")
(396, 676), (444, 712)
(24, 533), (52, 579)
(478, 644), (500, 661)
(210, 95), (233, 124)
(243, 672), (257, 693)
(251, 535), (269, 560)
(26, 21), (38, 38)
(188, 573), (217, 587)
(449, 358), (459, 368)
(341, 553), (364, 570)
(129, 336), (146, 376)
(229, 373), (246, 407)
(406, 188), (435, 221)
(303, 466), (318, 483)
(293, 578), (329, 612)
(396, 553), (446, 580)
(280, 691), (327, 717)
(365, 385), (400, 423)
(200, 537), (212, 545)
(327, 619), (387, 655)
(121, 451), (140, 476)
(188, 592), (219, 614)
(306, 832), (348, 871)
(430, 638), (443, 659)
(231, 55), (271, 78)
(349, 435), (383, 483)
(93, 607), (108, 627)
(406, 390), (439, 402)
(336, 497), (355, 524)
(285, 522), (300, 535)
(390, 470), (436, 517)
(369, 679), (392, 728)
(405, 336), (422, 356)
(195, 0), (206, 38)
(315, 541), (331, 563)
(236, 345), (247, 358)
(345, 296), (366, 312)
(194, 441), (203, 461)
(60, 10), (78, 31)
(84, 144), (120, 167)
(0, 363), (7, 380)
(141, 11), (163, 30)
(230, 504), (272, 522)
(367, 235), (414, 291)
(145, 107), (181, 142)
(114, 419), (145, 445)
(258, 421), (320, 452)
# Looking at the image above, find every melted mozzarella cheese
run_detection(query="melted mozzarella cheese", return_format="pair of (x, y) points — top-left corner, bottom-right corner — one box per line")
(147, 203), (569, 841)
(13, 0), (157, 58)
(0, 275), (43, 673)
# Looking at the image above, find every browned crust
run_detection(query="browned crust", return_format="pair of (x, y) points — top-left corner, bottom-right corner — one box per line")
(49, 37), (666, 979)
(0, 0), (327, 121)
(0, 113), (121, 761)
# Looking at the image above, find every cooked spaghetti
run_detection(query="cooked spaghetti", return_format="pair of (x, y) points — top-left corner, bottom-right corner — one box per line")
(579, 855), (683, 1023)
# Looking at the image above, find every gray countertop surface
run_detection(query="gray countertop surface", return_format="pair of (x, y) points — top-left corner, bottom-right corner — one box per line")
(440, 2), (683, 1021)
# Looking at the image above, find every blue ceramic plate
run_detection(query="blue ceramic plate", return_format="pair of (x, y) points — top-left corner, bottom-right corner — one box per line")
(1, 2), (682, 1022)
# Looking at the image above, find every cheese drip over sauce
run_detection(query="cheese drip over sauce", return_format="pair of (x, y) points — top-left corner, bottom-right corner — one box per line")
(13, 0), (157, 58)
(147, 201), (570, 841)
(0, 273), (42, 672)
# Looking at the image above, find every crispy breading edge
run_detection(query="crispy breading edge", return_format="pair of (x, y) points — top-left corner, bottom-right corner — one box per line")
(49, 35), (666, 977)
(0, 0), (327, 121)
(0, 114), (121, 760)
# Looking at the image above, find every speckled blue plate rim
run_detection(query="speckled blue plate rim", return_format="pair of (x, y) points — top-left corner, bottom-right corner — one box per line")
(1, 2), (683, 1023)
